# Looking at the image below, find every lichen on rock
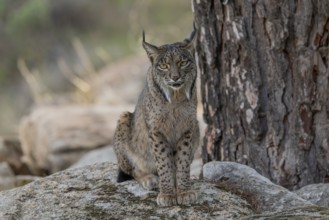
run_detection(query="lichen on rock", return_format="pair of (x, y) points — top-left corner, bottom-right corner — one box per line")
(0, 162), (253, 220)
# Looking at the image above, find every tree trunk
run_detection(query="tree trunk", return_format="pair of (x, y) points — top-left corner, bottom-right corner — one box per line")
(193, 0), (329, 190)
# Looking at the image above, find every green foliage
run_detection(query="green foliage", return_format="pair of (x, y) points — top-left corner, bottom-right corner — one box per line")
(0, 0), (193, 135)
(7, 0), (50, 36)
(0, 66), (7, 83)
(0, 0), (9, 16)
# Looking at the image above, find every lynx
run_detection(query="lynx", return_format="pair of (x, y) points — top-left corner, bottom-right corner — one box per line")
(113, 29), (199, 206)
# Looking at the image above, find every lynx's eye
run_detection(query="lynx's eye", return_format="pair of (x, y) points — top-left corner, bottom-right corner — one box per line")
(158, 63), (169, 70)
(179, 60), (189, 67)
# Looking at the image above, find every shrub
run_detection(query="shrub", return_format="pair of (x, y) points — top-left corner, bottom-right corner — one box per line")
(7, 0), (51, 36)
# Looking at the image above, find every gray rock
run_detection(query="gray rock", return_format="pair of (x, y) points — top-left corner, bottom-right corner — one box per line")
(0, 162), (15, 177)
(295, 183), (329, 207)
(0, 162), (39, 191)
(0, 162), (253, 220)
(19, 105), (133, 175)
(242, 206), (329, 220)
(92, 56), (148, 105)
(0, 162), (15, 191)
(0, 137), (30, 175)
(0, 175), (39, 192)
(69, 146), (117, 169)
(203, 161), (313, 213)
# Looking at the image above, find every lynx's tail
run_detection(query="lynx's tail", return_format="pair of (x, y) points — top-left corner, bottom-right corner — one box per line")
(117, 168), (134, 182)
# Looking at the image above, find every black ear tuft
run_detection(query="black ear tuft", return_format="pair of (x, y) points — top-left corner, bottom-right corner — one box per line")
(190, 21), (197, 41)
(142, 30), (146, 43)
(117, 168), (133, 183)
(142, 31), (159, 63)
(183, 23), (197, 54)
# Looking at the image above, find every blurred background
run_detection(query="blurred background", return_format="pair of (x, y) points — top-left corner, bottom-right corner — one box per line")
(0, 0), (193, 137)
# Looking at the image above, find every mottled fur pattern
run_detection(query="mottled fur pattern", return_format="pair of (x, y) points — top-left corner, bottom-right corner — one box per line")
(113, 29), (199, 206)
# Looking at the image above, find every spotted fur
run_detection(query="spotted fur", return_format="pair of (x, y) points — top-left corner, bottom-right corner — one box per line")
(113, 29), (199, 206)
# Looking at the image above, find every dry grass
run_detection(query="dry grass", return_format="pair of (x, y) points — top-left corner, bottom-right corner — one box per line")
(18, 59), (53, 105)
(19, 38), (102, 105)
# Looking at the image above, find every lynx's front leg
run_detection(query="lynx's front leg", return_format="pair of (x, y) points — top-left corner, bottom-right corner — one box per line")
(175, 130), (198, 205)
(149, 131), (177, 206)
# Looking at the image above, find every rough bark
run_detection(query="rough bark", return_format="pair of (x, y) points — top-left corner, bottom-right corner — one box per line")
(193, 0), (329, 189)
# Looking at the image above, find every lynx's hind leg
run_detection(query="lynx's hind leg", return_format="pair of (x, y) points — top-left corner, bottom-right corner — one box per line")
(113, 111), (134, 182)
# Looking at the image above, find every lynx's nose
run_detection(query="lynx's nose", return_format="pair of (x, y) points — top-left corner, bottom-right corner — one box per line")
(172, 75), (180, 82)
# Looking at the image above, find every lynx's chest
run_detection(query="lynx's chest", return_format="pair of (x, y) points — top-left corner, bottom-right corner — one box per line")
(156, 103), (194, 144)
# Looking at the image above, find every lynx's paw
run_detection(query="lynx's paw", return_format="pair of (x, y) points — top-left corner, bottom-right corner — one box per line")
(177, 190), (198, 205)
(139, 175), (159, 190)
(156, 193), (177, 206)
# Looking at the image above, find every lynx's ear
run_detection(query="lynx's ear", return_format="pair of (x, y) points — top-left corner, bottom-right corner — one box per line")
(142, 31), (159, 63)
(183, 23), (197, 54)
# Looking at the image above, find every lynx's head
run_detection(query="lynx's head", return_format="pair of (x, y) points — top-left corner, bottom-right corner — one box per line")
(142, 29), (197, 103)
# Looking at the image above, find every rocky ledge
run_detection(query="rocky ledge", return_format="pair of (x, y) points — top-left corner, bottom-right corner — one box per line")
(0, 162), (329, 220)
